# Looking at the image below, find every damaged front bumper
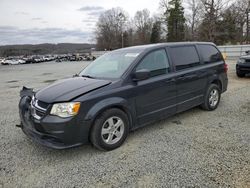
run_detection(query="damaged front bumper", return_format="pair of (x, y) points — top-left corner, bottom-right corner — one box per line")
(18, 87), (91, 149)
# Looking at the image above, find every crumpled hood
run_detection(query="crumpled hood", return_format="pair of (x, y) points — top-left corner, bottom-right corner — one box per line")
(35, 77), (111, 103)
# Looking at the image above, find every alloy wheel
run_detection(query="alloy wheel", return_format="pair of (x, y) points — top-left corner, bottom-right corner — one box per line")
(209, 89), (219, 107)
(101, 116), (125, 145)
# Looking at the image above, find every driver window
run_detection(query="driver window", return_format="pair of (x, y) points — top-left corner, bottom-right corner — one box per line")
(136, 49), (170, 77)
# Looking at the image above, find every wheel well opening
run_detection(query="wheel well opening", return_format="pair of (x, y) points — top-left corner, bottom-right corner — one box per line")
(108, 105), (133, 129)
(211, 80), (222, 91)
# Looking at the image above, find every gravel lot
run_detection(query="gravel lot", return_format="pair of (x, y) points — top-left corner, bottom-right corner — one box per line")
(0, 60), (249, 187)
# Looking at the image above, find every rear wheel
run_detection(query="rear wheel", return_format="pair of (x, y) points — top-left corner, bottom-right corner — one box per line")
(90, 108), (129, 151)
(236, 70), (245, 78)
(201, 84), (221, 111)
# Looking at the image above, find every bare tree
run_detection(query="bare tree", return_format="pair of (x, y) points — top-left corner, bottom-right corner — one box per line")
(199, 0), (231, 42)
(133, 9), (153, 44)
(160, 0), (169, 10)
(231, 0), (250, 43)
(159, 0), (172, 37)
(185, 0), (203, 40)
(96, 7), (128, 50)
(95, 0), (249, 48)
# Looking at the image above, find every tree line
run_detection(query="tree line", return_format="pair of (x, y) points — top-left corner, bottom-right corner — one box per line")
(95, 0), (250, 50)
(0, 43), (95, 57)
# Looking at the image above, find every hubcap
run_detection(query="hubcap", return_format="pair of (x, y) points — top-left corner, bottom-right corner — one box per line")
(101, 116), (125, 145)
(209, 89), (219, 107)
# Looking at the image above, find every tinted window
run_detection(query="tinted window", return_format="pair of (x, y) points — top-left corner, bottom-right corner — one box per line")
(136, 49), (170, 77)
(170, 46), (200, 71)
(199, 45), (223, 64)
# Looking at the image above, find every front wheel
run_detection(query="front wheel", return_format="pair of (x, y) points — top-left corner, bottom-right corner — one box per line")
(236, 70), (245, 78)
(90, 108), (129, 151)
(201, 84), (221, 111)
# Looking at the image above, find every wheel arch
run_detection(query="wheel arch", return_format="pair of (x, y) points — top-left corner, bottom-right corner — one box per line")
(208, 75), (223, 92)
(85, 97), (134, 132)
(210, 79), (222, 91)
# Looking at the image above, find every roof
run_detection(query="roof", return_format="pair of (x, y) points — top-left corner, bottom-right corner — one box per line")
(114, 42), (216, 52)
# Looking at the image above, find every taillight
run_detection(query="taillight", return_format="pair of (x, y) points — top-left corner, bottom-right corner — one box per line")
(224, 63), (228, 73)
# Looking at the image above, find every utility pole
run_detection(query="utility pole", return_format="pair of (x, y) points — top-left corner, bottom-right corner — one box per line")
(247, 9), (249, 43)
(118, 12), (125, 48)
(121, 33), (124, 48)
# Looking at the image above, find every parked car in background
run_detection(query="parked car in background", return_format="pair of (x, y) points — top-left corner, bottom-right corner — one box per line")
(1, 58), (25, 65)
(18, 42), (228, 151)
(236, 52), (250, 77)
(0, 58), (5, 65)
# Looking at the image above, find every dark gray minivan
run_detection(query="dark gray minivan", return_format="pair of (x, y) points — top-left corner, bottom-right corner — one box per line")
(18, 42), (228, 151)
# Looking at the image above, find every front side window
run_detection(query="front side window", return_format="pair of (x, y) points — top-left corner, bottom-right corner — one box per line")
(169, 46), (200, 71)
(198, 44), (223, 64)
(136, 49), (170, 77)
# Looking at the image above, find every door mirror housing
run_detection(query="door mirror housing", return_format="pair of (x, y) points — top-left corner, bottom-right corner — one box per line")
(132, 69), (150, 81)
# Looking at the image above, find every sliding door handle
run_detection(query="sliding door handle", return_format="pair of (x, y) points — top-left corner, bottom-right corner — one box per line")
(164, 78), (176, 83)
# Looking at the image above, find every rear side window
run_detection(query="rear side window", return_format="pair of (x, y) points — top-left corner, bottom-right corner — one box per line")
(169, 46), (200, 71)
(136, 49), (170, 77)
(198, 45), (223, 64)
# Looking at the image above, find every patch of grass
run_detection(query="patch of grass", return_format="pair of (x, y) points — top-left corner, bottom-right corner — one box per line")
(43, 79), (56, 83)
(6, 80), (19, 83)
(9, 86), (19, 88)
(42, 73), (52, 76)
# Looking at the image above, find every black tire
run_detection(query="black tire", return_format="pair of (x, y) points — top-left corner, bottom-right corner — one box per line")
(201, 84), (221, 111)
(236, 70), (245, 78)
(90, 108), (129, 151)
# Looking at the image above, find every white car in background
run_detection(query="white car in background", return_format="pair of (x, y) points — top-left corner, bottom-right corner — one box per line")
(0, 58), (5, 65)
(2, 59), (26, 65)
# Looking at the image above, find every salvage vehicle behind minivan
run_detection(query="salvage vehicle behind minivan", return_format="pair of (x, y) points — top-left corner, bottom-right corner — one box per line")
(236, 51), (250, 77)
(18, 42), (228, 151)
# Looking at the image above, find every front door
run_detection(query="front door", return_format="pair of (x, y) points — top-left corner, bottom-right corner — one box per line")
(133, 49), (177, 126)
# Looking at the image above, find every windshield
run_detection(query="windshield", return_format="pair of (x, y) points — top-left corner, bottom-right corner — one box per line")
(79, 50), (142, 79)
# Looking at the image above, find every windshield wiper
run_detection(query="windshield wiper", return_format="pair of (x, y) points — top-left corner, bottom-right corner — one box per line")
(81, 75), (95, 79)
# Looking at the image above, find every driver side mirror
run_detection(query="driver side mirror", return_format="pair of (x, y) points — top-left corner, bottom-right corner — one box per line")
(132, 69), (150, 81)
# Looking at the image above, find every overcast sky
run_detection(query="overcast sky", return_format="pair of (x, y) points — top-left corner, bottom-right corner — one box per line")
(0, 0), (160, 45)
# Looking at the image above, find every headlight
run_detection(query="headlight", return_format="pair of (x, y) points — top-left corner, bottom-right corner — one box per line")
(238, 59), (245, 64)
(50, 102), (80, 118)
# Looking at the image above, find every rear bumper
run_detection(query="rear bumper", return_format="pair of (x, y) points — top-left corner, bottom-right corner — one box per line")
(19, 96), (91, 149)
(220, 73), (228, 93)
(222, 76), (228, 93)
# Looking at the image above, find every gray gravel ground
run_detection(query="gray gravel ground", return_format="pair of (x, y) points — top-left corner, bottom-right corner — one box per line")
(0, 60), (249, 187)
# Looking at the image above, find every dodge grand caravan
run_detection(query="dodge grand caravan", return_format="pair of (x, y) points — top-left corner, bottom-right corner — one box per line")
(18, 42), (228, 151)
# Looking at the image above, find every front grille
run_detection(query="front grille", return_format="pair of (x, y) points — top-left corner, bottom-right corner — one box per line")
(35, 109), (46, 117)
(245, 59), (250, 63)
(31, 96), (48, 120)
(37, 100), (49, 109)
